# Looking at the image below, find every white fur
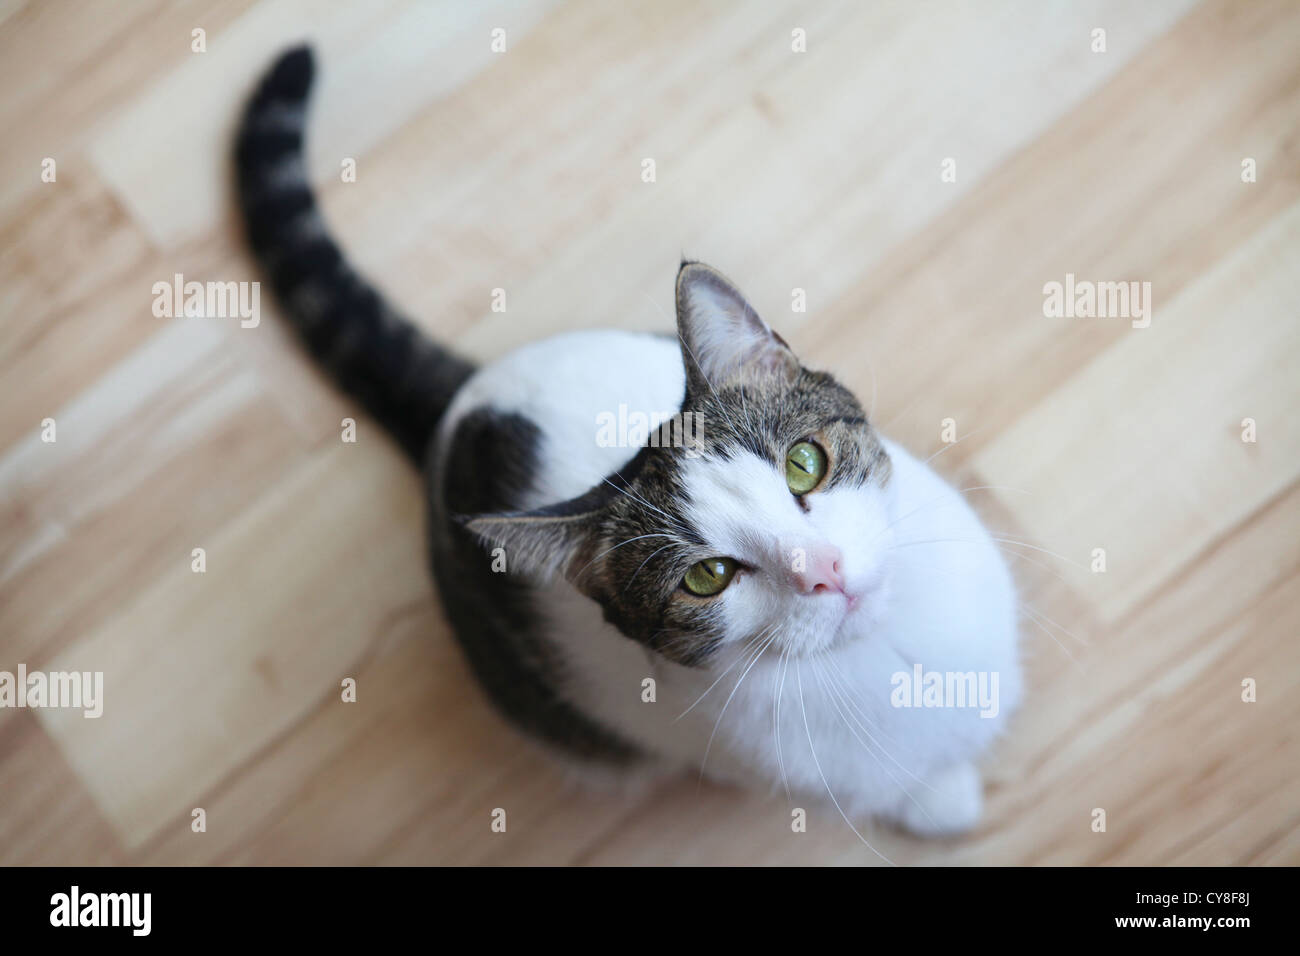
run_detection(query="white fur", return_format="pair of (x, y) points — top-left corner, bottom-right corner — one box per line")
(436, 330), (1021, 841)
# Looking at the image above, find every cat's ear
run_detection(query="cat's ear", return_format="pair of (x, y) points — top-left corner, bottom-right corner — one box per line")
(675, 261), (798, 395)
(459, 504), (603, 586)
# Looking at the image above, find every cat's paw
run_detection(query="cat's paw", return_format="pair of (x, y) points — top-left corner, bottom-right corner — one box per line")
(890, 761), (983, 837)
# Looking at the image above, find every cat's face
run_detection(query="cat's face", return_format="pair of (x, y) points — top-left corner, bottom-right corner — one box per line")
(467, 263), (895, 666)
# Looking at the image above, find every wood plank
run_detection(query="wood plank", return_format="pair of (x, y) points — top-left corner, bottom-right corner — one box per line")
(972, 199), (1300, 623)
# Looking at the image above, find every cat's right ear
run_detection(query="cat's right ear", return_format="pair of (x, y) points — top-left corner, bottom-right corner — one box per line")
(675, 261), (799, 395)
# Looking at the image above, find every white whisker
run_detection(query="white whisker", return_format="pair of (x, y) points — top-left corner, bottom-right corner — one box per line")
(600, 476), (687, 533)
(810, 656), (941, 826)
(1020, 601), (1089, 647)
(698, 626), (778, 784)
(814, 650), (904, 750)
(624, 543), (673, 592)
(795, 659), (895, 865)
(1020, 606), (1085, 671)
(573, 532), (676, 581)
(676, 627), (772, 722)
(772, 646), (792, 803)
(991, 537), (1088, 571)
(921, 421), (996, 466)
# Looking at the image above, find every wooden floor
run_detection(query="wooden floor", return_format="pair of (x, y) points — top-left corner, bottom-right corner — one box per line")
(2, 0), (1297, 866)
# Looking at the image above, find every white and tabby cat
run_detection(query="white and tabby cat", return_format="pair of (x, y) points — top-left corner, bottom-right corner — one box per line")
(237, 47), (1021, 842)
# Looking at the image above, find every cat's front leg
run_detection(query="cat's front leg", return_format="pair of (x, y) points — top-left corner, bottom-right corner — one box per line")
(885, 760), (983, 837)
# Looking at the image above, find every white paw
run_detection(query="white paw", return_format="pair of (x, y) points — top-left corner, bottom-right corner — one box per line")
(891, 761), (983, 837)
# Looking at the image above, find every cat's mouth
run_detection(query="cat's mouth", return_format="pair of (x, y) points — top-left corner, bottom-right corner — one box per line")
(824, 569), (891, 651)
(729, 567), (894, 659)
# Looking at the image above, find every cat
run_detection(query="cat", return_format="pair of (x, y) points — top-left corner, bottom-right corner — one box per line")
(236, 46), (1021, 845)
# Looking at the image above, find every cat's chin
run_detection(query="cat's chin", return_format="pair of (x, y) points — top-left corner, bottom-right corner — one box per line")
(778, 581), (891, 658)
(820, 575), (893, 655)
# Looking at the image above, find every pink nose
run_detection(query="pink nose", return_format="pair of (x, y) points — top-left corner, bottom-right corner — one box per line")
(794, 547), (846, 595)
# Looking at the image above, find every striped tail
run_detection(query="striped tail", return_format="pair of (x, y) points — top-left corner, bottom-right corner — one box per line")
(235, 46), (474, 463)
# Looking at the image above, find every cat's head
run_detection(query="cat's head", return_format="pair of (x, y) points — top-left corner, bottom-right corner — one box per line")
(465, 262), (895, 666)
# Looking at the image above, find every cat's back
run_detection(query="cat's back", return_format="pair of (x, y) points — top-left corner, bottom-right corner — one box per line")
(423, 329), (683, 764)
(434, 329), (685, 508)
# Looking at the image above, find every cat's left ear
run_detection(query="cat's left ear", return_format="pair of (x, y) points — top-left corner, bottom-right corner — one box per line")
(459, 502), (604, 586)
(675, 261), (799, 395)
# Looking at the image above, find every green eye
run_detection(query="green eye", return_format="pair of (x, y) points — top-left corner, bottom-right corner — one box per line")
(683, 557), (738, 596)
(785, 441), (827, 495)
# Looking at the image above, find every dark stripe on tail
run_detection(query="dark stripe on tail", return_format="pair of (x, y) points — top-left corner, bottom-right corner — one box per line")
(235, 46), (474, 463)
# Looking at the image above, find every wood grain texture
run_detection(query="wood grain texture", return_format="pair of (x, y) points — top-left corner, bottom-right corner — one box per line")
(1, 0), (1296, 865)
